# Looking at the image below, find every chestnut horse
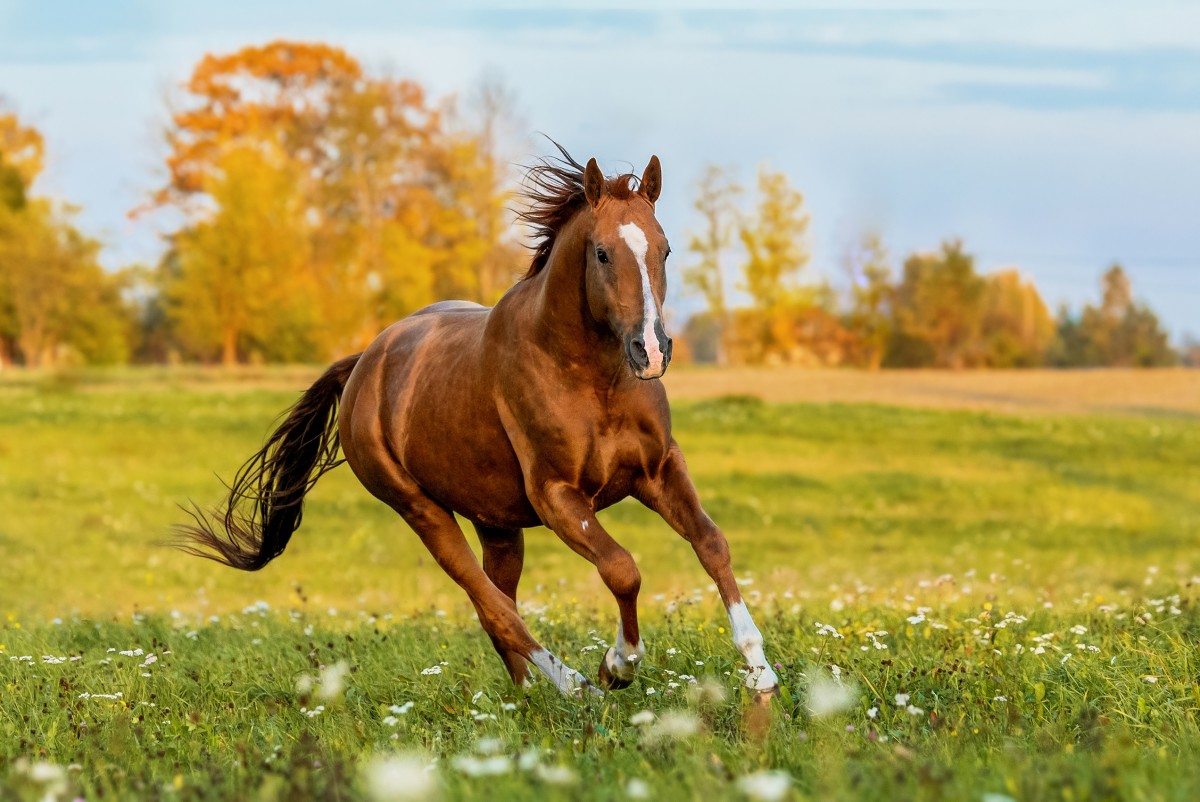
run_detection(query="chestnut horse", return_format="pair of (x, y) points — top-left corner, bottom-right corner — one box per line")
(179, 145), (779, 698)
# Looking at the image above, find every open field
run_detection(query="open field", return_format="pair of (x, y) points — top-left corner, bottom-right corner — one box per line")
(2, 368), (1199, 800)
(3, 365), (1199, 416)
(666, 367), (1200, 417)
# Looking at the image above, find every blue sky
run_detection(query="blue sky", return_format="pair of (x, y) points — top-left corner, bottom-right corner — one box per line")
(1, 2), (1197, 338)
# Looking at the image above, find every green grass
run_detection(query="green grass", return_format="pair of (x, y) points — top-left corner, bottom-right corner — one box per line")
(2, 377), (1199, 800)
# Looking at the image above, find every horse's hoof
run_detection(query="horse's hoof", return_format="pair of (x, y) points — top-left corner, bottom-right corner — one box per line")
(598, 649), (634, 690)
(744, 686), (779, 741)
(752, 686), (780, 709)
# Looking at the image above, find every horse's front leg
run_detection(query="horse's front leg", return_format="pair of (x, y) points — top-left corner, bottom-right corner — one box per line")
(638, 442), (781, 696)
(528, 480), (645, 689)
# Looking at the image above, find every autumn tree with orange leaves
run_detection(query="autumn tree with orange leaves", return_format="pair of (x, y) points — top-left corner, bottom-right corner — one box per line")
(150, 41), (522, 364)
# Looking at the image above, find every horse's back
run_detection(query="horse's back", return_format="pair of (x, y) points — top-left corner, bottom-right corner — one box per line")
(347, 299), (494, 420)
(412, 299), (488, 316)
(371, 300), (491, 365)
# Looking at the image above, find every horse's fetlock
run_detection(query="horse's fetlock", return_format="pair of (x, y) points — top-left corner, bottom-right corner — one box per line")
(735, 633), (764, 654)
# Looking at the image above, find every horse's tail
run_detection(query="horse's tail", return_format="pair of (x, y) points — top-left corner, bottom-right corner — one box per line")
(174, 353), (362, 571)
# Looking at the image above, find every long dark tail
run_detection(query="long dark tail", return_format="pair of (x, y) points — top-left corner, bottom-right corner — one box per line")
(175, 354), (362, 571)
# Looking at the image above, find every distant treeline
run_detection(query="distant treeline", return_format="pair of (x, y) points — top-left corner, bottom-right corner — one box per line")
(0, 41), (1194, 369)
(682, 212), (1181, 369)
(678, 166), (1185, 369)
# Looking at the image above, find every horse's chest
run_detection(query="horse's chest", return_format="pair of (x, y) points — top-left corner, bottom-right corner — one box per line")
(577, 420), (661, 498)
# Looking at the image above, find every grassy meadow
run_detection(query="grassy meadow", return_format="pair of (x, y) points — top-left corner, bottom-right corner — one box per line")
(1, 367), (1199, 801)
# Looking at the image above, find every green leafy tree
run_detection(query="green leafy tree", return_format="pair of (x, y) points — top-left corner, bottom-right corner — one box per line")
(887, 240), (986, 368)
(0, 110), (129, 366)
(1051, 265), (1176, 367)
(0, 200), (130, 366)
(0, 160), (24, 212)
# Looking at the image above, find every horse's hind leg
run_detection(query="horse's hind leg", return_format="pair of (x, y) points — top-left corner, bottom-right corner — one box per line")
(474, 524), (533, 685)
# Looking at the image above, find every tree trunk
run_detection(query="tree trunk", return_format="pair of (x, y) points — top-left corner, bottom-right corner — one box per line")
(18, 325), (45, 368)
(221, 327), (238, 365)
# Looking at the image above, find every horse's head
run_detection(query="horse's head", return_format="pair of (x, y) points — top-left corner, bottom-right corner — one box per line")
(582, 156), (673, 380)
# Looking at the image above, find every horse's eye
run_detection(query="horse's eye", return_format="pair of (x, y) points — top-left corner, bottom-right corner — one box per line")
(665, 245), (671, 259)
(596, 247), (609, 264)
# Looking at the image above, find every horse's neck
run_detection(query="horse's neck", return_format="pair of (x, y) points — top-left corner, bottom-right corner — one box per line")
(528, 214), (626, 384)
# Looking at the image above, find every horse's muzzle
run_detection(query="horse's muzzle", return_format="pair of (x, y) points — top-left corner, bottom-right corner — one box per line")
(626, 333), (673, 380)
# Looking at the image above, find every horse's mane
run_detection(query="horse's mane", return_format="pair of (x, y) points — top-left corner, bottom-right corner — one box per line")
(516, 140), (641, 280)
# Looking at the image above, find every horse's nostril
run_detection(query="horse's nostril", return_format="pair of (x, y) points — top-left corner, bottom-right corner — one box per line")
(664, 337), (674, 362)
(628, 337), (650, 369)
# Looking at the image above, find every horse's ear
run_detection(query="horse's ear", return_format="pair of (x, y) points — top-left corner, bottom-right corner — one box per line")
(640, 155), (662, 204)
(584, 158), (605, 207)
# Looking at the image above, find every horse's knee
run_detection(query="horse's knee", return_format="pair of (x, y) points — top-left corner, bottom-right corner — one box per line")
(601, 549), (641, 600)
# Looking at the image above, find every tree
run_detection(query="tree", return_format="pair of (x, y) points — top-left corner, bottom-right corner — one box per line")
(156, 41), (364, 208)
(0, 199), (130, 366)
(0, 109), (45, 197)
(1051, 265), (1176, 367)
(842, 232), (894, 370)
(735, 168), (812, 362)
(422, 132), (513, 304)
(0, 109), (130, 367)
(887, 240), (986, 368)
(0, 108), (46, 360)
(979, 269), (1055, 367)
(165, 143), (314, 364)
(1047, 304), (1086, 367)
(310, 70), (442, 349)
(739, 168), (811, 312)
(1081, 265), (1174, 366)
(148, 41), (519, 362)
(682, 165), (742, 364)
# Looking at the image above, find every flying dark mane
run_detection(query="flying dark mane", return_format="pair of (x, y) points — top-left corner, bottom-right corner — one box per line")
(516, 141), (641, 280)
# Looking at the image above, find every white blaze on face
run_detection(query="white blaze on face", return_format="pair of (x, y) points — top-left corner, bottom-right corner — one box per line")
(617, 222), (664, 374)
(727, 601), (780, 692)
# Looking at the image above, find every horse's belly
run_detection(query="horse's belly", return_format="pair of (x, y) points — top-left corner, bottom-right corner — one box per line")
(397, 382), (539, 529)
(405, 435), (540, 530)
